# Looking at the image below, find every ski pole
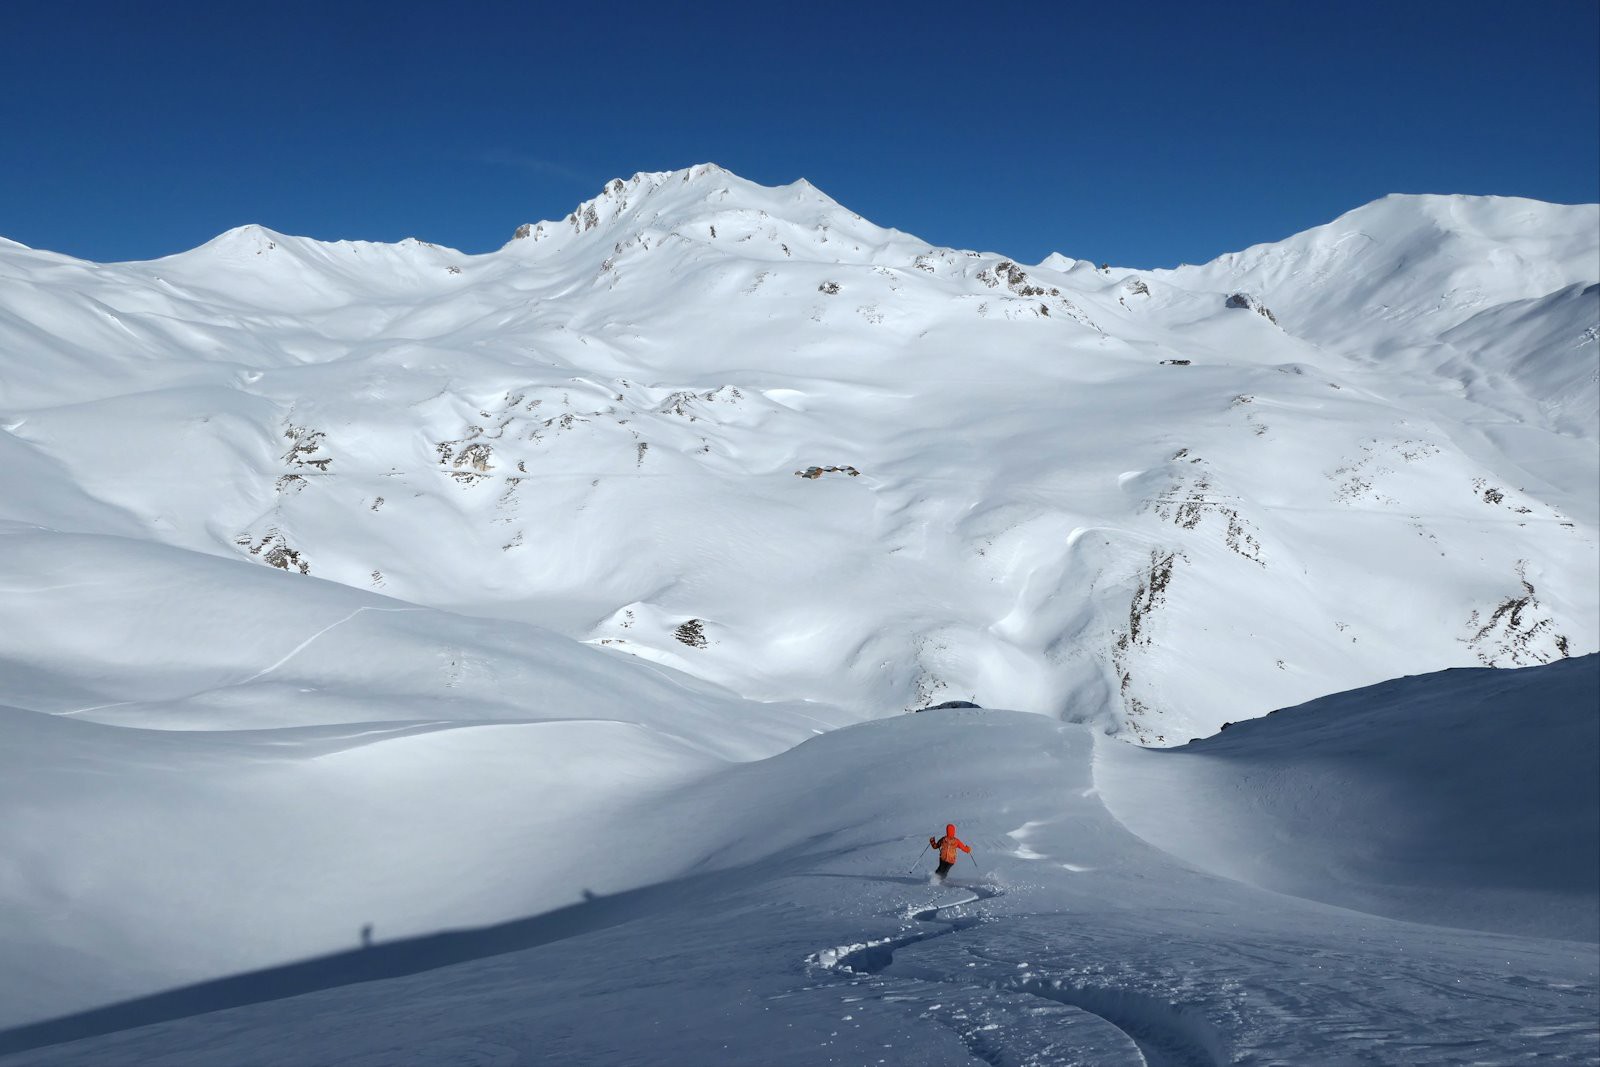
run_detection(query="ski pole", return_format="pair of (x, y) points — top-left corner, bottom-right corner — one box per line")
(907, 841), (930, 874)
(968, 850), (982, 876)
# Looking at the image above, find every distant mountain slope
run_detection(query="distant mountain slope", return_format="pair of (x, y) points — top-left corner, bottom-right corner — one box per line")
(1163, 194), (1597, 346)
(1155, 194), (1600, 510)
(1, 168), (1595, 742)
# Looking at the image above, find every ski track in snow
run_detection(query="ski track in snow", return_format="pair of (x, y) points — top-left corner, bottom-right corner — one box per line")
(53, 605), (430, 720)
(54, 700), (136, 718)
(809, 883), (1227, 1067)
(237, 605), (426, 683)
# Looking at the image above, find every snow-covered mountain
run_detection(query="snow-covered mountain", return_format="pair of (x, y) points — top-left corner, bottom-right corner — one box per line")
(1, 165), (1595, 745)
(0, 166), (1596, 1063)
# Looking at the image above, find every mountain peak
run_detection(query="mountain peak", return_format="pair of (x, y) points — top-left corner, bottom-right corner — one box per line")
(211, 222), (289, 245)
(503, 164), (890, 254)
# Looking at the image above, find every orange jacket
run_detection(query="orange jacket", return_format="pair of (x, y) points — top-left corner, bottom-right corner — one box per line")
(930, 824), (971, 864)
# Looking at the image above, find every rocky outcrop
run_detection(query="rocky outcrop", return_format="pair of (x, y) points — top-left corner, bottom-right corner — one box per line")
(795, 465), (859, 479)
(1226, 292), (1279, 325)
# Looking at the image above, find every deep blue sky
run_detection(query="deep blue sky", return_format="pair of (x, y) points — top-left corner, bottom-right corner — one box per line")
(4, 1), (1597, 268)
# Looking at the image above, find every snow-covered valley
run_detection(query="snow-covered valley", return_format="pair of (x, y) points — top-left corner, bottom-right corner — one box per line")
(0, 166), (1595, 1063)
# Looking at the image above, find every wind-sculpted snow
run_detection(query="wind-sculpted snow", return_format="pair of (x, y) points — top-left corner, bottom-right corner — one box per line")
(1, 167), (1597, 1059)
(1, 664), (1593, 1064)
(2, 168), (1595, 743)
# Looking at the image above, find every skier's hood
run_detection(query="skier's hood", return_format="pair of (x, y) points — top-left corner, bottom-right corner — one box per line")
(947, 824), (956, 836)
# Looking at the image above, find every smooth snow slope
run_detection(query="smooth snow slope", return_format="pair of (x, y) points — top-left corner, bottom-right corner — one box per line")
(1097, 655), (1600, 941)
(1, 166), (1595, 743)
(1, 658), (1594, 1065)
(1158, 193), (1600, 521)
(0, 526), (851, 1029)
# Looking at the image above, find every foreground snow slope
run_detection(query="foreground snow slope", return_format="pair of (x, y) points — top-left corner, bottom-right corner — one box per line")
(1097, 656), (1600, 941)
(1, 657), (1594, 1065)
(1, 167), (1595, 742)
(0, 526), (853, 1029)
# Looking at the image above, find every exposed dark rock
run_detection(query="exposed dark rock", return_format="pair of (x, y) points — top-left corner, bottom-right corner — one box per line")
(674, 619), (708, 648)
(1226, 292), (1279, 325)
(914, 700), (982, 713)
(795, 465), (860, 479)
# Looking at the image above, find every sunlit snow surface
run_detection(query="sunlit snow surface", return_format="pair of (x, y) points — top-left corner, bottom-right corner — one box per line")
(0, 168), (1596, 1063)
(1, 167), (1594, 742)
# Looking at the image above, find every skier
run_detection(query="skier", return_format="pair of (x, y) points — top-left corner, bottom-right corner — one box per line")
(929, 823), (971, 880)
